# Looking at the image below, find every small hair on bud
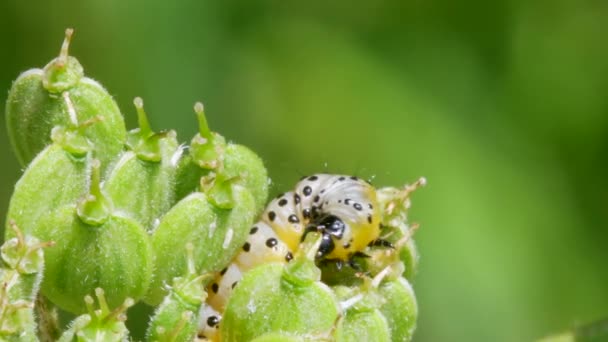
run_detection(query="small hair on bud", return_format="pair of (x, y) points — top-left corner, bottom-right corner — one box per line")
(11, 299), (35, 309)
(340, 293), (364, 311)
(58, 28), (75, 66)
(194, 102), (204, 113)
(33, 240), (56, 249)
(193, 101), (214, 141)
(62, 91), (79, 126)
(371, 266), (392, 288)
(84, 295), (94, 305)
(91, 159), (101, 169)
(80, 116), (106, 129)
(123, 297), (135, 307)
(94, 309), (103, 318)
(418, 177), (427, 187)
(8, 219), (25, 246)
(94, 287), (109, 308)
(182, 311), (194, 320)
(4, 239), (18, 248)
(396, 223), (420, 249)
(185, 242), (196, 275)
(133, 97), (144, 108)
(222, 228), (233, 249)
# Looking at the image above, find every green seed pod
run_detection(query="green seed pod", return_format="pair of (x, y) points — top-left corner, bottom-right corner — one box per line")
(32, 160), (153, 314)
(361, 222), (419, 283)
(397, 230), (419, 282)
(147, 243), (211, 342)
(0, 295), (36, 342)
(220, 234), (339, 342)
(174, 103), (268, 213)
(221, 143), (269, 213)
(378, 277), (418, 342)
(61, 78), (126, 169)
(5, 95), (95, 240)
(104, 97), (179, 231)
(58, 288), (134, 342)
(188, 103), (225, 172)
(147, 179), (256, 305)
(332, 269), (394, 342)
(321, 217), (420, 286)
(0, 222), (52, 341)
(1, 222), (53, 300)
(5, 28), (126, 167)
(334, 309), (390, 342)
(365, 178), (426, 281)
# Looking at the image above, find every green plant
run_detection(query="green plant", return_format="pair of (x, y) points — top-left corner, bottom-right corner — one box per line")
(2, 29), (423, 341)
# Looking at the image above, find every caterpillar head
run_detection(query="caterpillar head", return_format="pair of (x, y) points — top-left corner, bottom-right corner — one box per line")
(294, 175), (381, 261)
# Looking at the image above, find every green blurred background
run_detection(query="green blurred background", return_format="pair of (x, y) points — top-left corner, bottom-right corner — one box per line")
(1, 1), (607, 341)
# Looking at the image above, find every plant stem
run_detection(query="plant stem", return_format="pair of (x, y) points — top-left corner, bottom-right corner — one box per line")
(35, 294), (61, 342)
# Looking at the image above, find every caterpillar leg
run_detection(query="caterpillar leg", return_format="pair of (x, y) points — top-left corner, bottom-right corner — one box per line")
(368, 238), (394, 249)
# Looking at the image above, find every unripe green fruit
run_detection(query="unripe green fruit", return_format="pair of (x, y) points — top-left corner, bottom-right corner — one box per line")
(30, 161), (153, 314)
(221, 143), (269, 213)
(147, 184), (255, 305)
(362, 223), (419, 282)
(372, 179), (426, 281)
(335, 310), (390, 342)
(0, 222), (51, 341)
(332, 284), (390, 342)
(0, 299), (37, 342)
(378, 277), (418, 342)
(58, 288), (133, 342)
(5, 126), (92, 239)
(399, 236), (419, 282)
(220, 263), (339, 341)
(34, 204), (153, 314)
(105, 98), (179, 231)
(220, 235), (339, 342)
(5, 29), (126, 168)
(174, 103), (268, 213)
(62, 80), (126, 168)
(147, 244), (211, 342)
(1, 222), (51, 300)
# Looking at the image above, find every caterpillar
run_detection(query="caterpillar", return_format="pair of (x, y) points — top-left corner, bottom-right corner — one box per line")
(198, 174), (383, 340)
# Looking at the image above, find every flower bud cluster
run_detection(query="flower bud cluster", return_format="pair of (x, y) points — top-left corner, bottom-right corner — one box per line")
(3, 29), (423, 341)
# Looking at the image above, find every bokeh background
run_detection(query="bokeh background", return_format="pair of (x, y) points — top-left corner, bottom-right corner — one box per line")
(1, 1), (607, 341)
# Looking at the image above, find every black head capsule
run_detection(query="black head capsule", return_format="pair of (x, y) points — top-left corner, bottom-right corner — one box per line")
(317, 234), (335, 259)
(317, 215), (346, 239)
(301, 214), (347, 259)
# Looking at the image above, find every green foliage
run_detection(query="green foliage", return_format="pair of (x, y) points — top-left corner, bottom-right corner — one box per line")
(5, 29), (126, 169)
